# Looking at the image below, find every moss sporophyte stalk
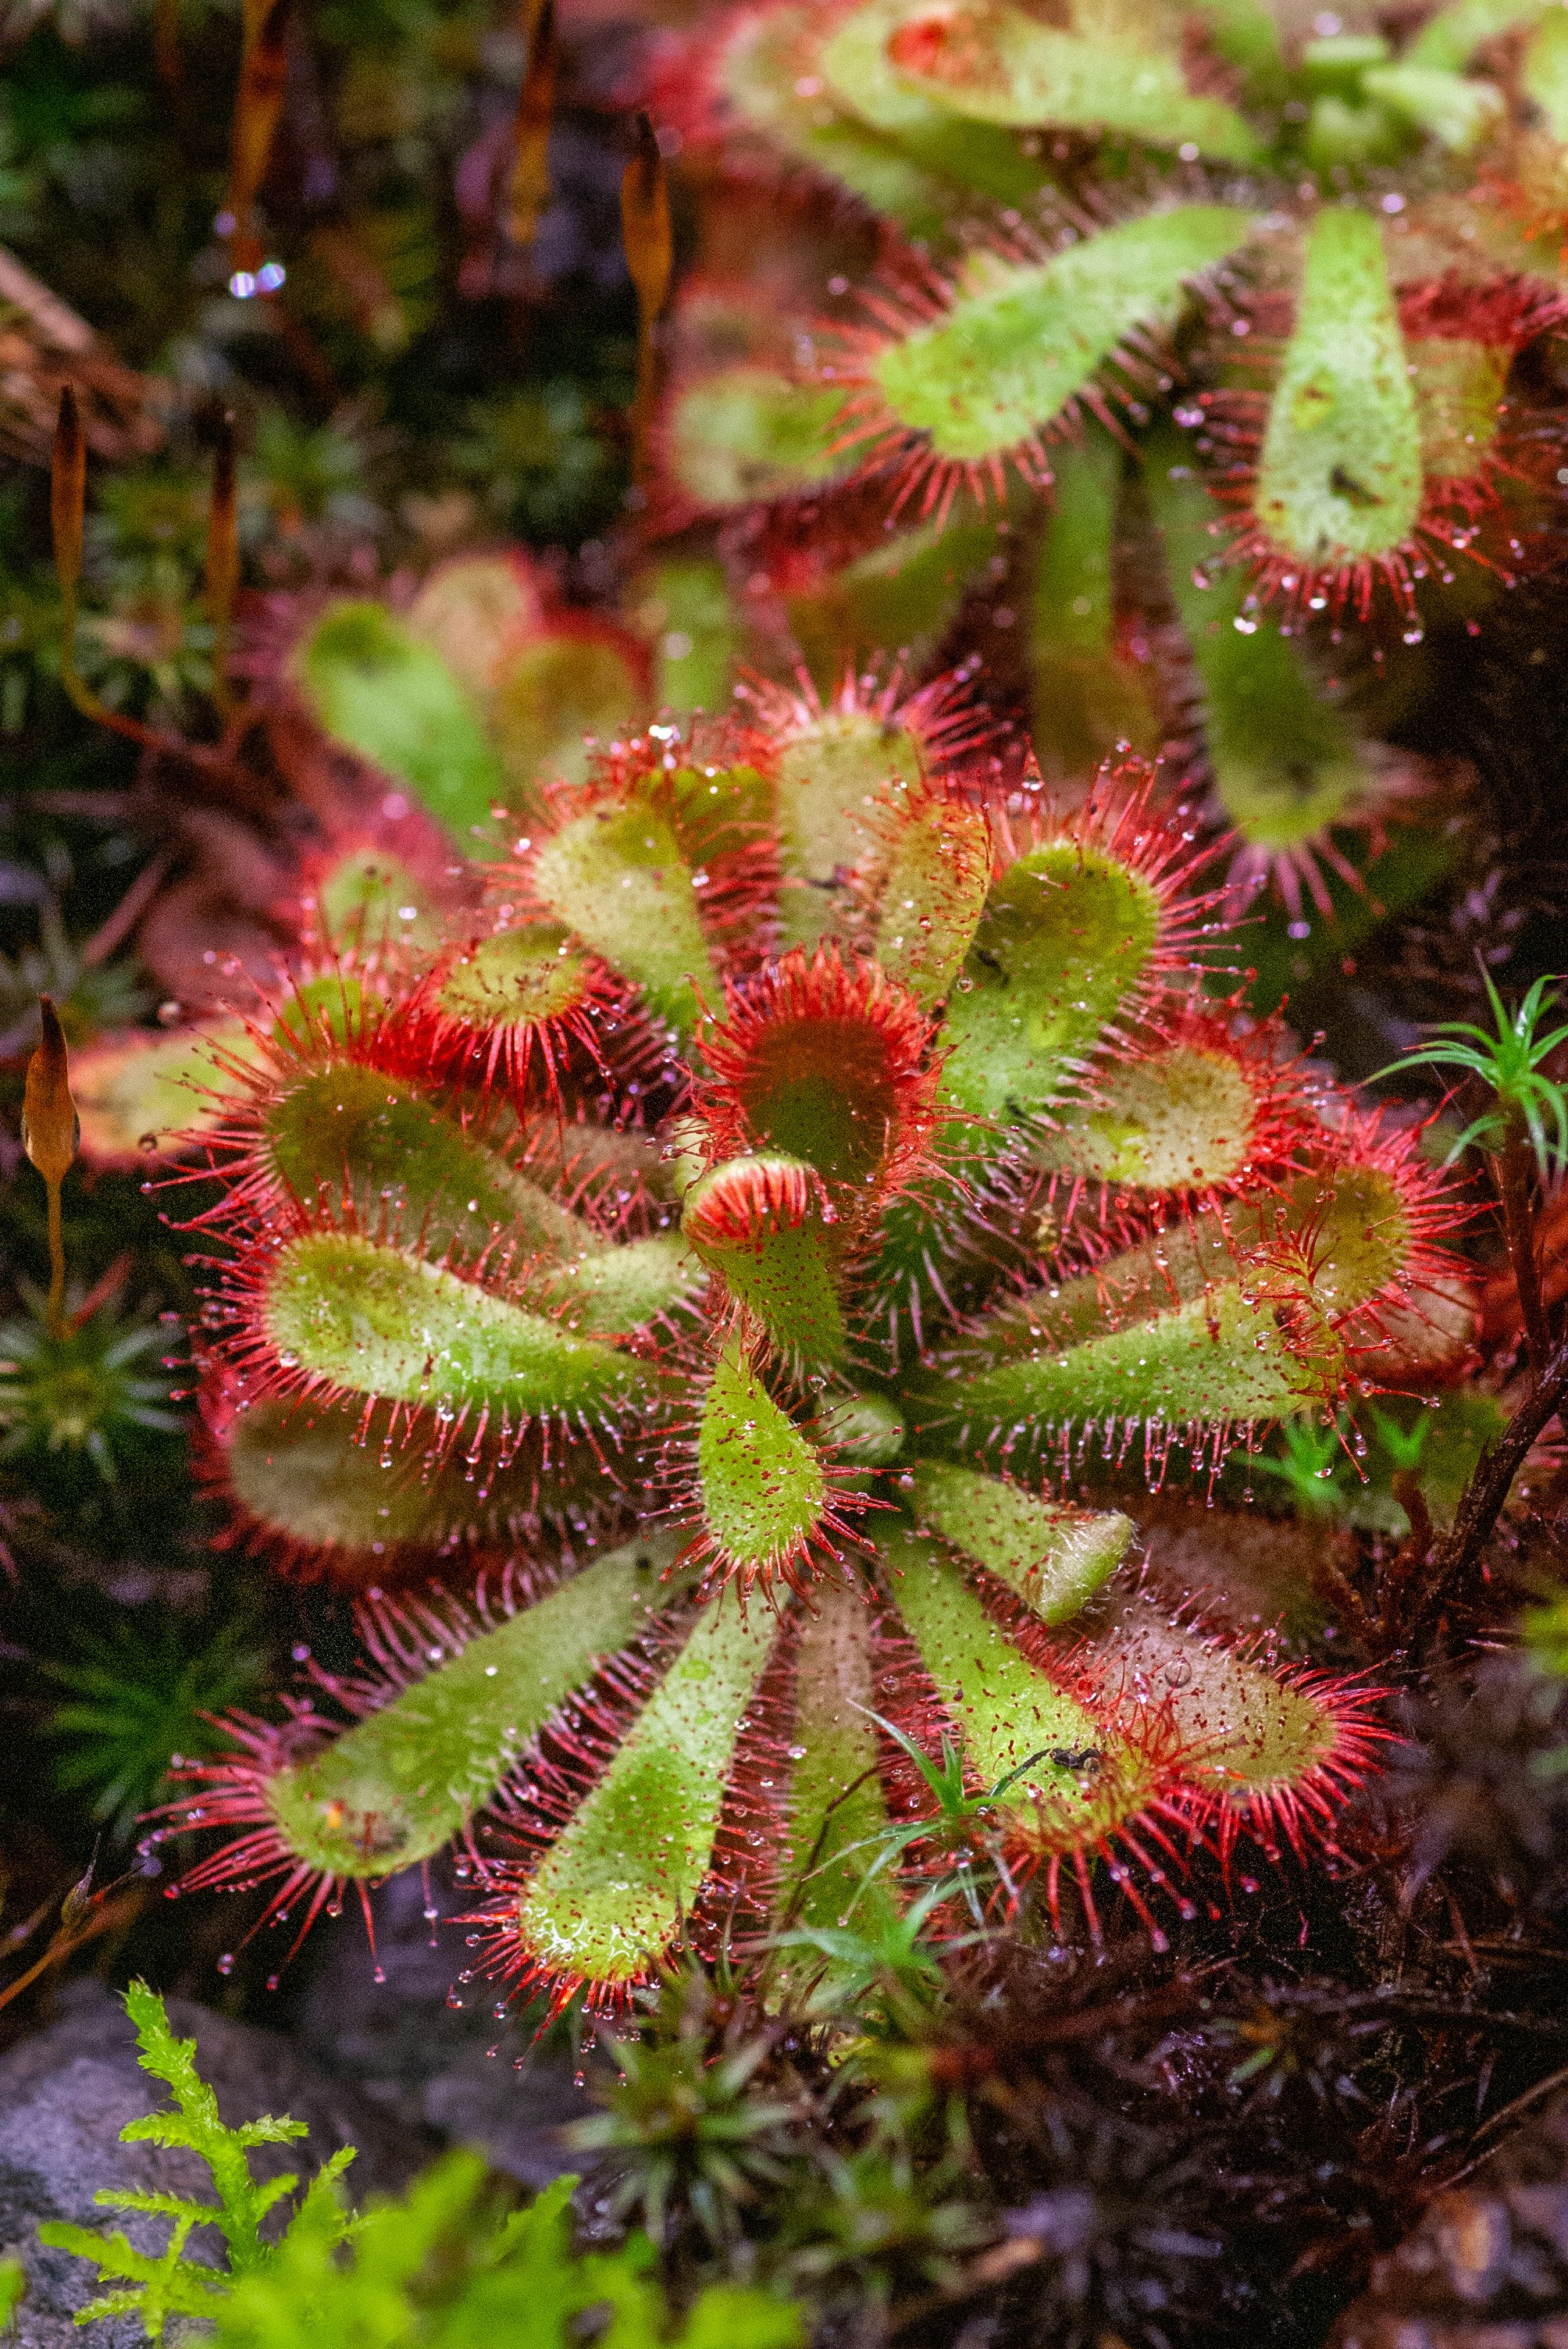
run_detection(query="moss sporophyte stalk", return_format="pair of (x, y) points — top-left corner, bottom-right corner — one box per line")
(107, 699), (1469, 2018)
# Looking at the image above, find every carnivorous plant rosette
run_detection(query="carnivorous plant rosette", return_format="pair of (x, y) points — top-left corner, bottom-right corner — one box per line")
(143, 701), (1463, 2014)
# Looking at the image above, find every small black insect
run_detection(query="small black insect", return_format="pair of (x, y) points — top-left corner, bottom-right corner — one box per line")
(1047, 1746), (1103, 1773)
(973, 946), (1006, 977)
(1329, 463), (1383, 509)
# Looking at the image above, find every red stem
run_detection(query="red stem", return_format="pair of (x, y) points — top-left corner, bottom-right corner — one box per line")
(1495, 1119), (1552, 1382)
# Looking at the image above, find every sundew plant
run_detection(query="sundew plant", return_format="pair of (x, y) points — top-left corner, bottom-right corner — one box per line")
(112, 696), (1462, 2016)
(14, 1), (1568, 2337)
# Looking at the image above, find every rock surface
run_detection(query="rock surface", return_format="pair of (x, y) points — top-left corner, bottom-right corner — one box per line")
(0, 1862), (591, 2347)
(0, 1977), (437, 2349)
(294, 1863), (591, 2188)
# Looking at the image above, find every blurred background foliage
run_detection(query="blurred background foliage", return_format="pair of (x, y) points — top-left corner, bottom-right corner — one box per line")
(0, 0), (663, 2009)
